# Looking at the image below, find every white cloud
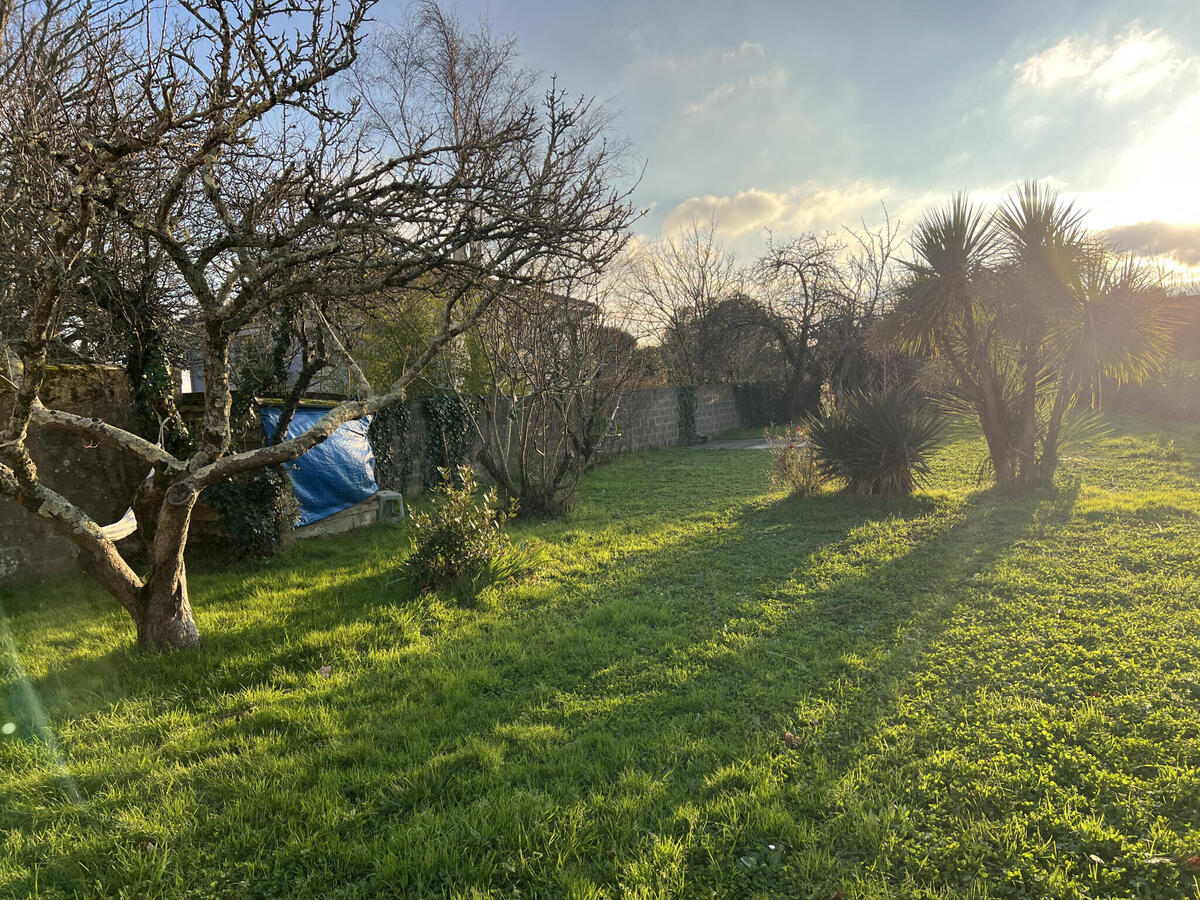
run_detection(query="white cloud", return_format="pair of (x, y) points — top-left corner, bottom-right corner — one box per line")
(681, 66), (787, 118)
(1012, 25), (1189, 103)
(1100, 221), (1200, 267)
(721, 40), (765, 64)
(682, 82), (739, 118)
(664, 189), (786, 235)
(661, 181), (917, 241)
(615, 27), (862, 240)
(677, 40), (788, 120)
(996, 20), (1200, 239)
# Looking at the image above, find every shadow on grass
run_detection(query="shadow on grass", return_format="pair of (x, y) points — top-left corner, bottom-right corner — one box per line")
(25, 488), (942, 708)
(319, 481), (1079, 895)
(5, 472), (1082, 896)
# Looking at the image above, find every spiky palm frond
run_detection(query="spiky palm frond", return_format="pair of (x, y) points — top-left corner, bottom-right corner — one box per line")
(997, 181), (1088, 258)
(995, 182), (1089, 326)
(805, 389), (944, 497)
(892, 194), (997, 353)
(1052, 252), (1178, 405)
(1053, 407), (1112, 455)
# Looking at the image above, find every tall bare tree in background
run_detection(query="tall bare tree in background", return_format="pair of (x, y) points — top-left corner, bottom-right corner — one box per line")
(0, 0), (636, 650)
(628, 219), (740, 386)
(751, 211), (901, 410)
(822, 212), (903, 399)
(751, 231), (844, 407)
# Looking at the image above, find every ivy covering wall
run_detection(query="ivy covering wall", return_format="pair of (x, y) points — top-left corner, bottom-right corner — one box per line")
(418, 393), (478, 490)
(675, 385), (697, 445)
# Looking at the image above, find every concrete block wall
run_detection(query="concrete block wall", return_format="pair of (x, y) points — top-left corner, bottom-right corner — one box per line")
(371, 383), (744, 492)
(375, 399), (485, 496)
(598, 384), (742, 456)
(693, 385), (739, 439)
(608, 386), (681, 455)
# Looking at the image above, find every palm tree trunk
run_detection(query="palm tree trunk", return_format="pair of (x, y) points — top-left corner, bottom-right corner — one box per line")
(1012, 343), (1041, 489)
(1035, 381), (1072, 489)
(958, 310), (1016, 489)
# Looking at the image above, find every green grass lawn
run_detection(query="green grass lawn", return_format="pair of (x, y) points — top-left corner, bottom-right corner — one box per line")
(3, 417), (1200, 899)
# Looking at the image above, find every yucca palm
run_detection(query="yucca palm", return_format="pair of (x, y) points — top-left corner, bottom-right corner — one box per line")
(895, 193), (997, 349)
(804, 388), (944, 497)
(994, 182), (1090, 484)
(892, 193), (1020, 484)
(889, 182), (1175, 492)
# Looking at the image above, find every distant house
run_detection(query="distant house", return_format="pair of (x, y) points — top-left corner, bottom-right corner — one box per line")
(179, 334), (356, 397)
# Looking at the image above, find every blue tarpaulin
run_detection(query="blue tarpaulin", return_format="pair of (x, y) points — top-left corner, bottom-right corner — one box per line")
(259, 407), (377, 526)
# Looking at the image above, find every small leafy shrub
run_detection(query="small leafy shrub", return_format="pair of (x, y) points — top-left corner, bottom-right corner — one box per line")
(206, 465), (300, 559)
(805, 389), (943, 497)
(402, 465), (537, 595)
(465, 540), (547, 597)
(765, 424), (824, 494)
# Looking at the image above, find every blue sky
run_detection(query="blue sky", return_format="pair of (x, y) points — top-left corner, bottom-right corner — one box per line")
(386, 0), (1200, 270)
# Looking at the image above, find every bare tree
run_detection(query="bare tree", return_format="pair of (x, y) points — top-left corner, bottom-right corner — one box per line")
(685, 292), (786, 384)
(747, 210), (902, 410)
(821, 211), (903, 400)
(0, 0), (636, 650)
(628, 219), (740, 385)
(748, 231), (843, 410)
(469, 271), (643, 519)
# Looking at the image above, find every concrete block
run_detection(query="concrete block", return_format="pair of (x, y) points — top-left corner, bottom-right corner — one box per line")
(376, 490), (405, 522)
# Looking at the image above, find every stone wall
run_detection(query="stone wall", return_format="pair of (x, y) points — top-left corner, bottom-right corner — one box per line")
(1, 366), (145, 585)
(608, 384), (741, 454)
(606, 386), (682, 455)
(373, 383), (743, 493)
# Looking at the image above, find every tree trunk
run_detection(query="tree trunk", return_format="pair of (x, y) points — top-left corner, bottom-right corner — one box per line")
(136, 568), (200, 652)
(981, 421), (1015, 490)
(136, 477), (203, 651)
(971, 365), (1010, 486)
(1034, 382), (1072, 490)
(975, 356), (1017, 490)
(1012, 344), (1041, 489)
